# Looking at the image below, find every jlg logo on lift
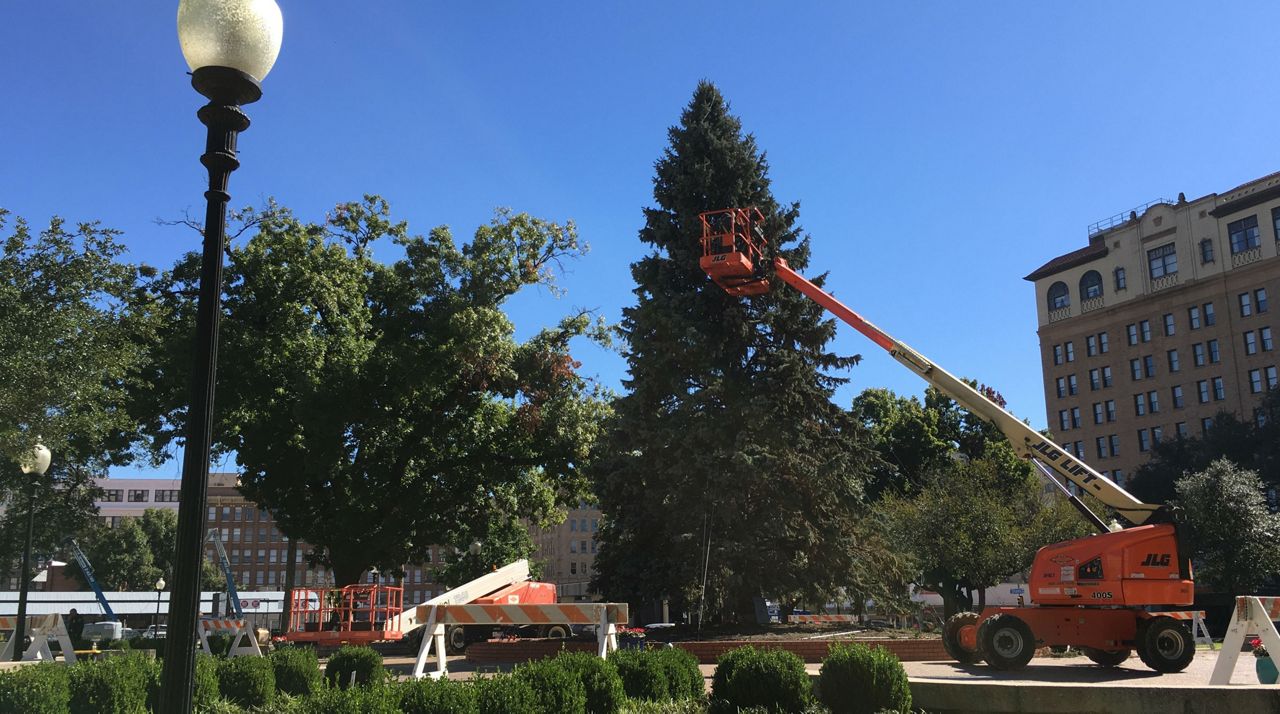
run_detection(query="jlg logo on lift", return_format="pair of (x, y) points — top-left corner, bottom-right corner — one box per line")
(1141, 553), (1171, 567)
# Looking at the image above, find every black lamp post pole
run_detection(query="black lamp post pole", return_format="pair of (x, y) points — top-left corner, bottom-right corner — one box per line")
(10, 482), (37, 662)
(158, 66), (260, 713)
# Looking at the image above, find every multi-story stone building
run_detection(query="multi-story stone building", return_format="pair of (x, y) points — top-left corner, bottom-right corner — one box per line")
(1027, 172), (1280, 487)
(527, 502), (602, 602)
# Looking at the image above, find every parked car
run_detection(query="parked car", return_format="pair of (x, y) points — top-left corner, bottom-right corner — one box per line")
(121, 627), (142, 640)
(142, 625), (167, 640)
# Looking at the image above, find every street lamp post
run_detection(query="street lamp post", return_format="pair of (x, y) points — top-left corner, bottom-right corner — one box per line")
(155, 577), (167, 635)
(11, 441), (51, 662)
(161, 1), (281, 709)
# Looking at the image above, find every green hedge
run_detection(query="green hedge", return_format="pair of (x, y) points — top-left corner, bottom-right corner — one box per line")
(610, 647), (703, 703)
(271, 645), (322, 696)
(217, 655), (276, 708)
(818, 642), (911, 714)
(474, 672), (541, 714)
(709, 646), (812, 714)
(324, 645), (385, 690)
(399, 676), (479, 714)
(514, 657), (588, 714)
(69, 653), (155, 714)
(550, 651), (627, 714)
(301, 680), (401, 713)
(0, 662), (71, 714)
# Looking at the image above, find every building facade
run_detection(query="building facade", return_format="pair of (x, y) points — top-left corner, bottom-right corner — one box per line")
(1027, 172), (1280, 487)
(527, 502), (602, 602)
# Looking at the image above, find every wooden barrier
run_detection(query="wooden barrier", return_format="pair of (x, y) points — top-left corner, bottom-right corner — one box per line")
(197, 617), (261, 657)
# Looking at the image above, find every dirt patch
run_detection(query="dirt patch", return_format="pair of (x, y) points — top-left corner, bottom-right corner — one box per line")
(644, 623), (941, 643)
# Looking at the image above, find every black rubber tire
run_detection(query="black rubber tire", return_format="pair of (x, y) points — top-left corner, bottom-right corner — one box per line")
(1082, 647), (1131, 667)
(1138, 617), (1195, 673)
(543, 624), (571, 639)
(979, 613), (1036, 670)
(445, 625), (468, 655)
(942, 612), (984, 665)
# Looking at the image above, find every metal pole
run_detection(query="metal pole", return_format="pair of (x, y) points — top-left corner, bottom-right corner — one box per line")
(158, 66), (256, 713)
(155, 589), (162, 634)
(10, 482), (37, 661)
(698, 513), (711, 632)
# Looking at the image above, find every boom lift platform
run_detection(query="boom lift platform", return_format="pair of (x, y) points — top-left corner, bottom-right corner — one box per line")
(700, 208), (1196, 673)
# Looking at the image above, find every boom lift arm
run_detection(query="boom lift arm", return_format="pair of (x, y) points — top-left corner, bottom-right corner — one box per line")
(205, 528), (245, 618)
(65, 538), (118, 622)
(698, 207), (1163, 528)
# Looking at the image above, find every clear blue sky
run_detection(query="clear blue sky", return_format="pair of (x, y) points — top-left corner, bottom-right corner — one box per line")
(6, 2), (1280, 478)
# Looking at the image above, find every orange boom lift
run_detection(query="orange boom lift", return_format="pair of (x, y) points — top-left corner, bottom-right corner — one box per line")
(700, 207), (1196, 672)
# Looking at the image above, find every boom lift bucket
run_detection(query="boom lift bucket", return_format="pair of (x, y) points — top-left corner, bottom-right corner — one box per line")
(699, 207), (770, 296)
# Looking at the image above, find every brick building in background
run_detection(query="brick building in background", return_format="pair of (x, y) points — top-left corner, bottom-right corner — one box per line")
(527, 502), (602, 602)
(1027, 172), (1280, 490)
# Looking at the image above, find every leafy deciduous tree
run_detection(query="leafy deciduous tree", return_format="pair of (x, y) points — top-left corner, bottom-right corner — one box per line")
(1173, 459), (1280, 595)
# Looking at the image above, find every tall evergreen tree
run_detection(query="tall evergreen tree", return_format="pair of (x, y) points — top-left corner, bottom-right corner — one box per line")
(593, 82), (875, 621)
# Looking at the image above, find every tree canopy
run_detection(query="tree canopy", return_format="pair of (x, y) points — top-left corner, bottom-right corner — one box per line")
(140, 197), (609, 585)
(592, 82), (876, 621)
(1173, 459), (1280, 595)
(0, 209), (151, 575)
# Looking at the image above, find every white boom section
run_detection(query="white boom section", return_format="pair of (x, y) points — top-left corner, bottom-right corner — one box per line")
(391, 559), (532, 634)
(773, 259), (1161, 527)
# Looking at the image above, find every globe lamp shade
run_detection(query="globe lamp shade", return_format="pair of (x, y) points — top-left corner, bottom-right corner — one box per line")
(19, 443), (51, 476)
(178, 0), (283, 83)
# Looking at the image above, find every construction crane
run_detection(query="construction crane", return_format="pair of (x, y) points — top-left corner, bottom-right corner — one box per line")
(65, 538), (118, 622)
(699, 207), (1196, 673)
(205, 528), (244, 619)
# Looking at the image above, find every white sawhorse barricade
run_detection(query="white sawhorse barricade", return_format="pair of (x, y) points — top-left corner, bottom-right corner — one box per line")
(410, 603), (629, 679)
(198, 617), (262, 658)
(1209, 597), (1280, 684)
(0, 614), (76, 663)
(1166, 610), (1215, 650)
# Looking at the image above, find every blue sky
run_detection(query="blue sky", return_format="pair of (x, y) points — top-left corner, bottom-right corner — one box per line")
(6, 2), (1280, 478)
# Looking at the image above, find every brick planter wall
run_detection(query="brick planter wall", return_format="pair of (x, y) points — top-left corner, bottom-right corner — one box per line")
(466, 638), (947, 665)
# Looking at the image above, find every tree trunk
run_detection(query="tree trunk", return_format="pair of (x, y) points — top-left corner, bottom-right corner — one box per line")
(329, 553), (367, 588)
(977, 586), (987, 610)
(282, 538), (298, 629)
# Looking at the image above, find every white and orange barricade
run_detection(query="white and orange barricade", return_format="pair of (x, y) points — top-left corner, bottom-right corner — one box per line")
(410, 602), (629, 679)
(788, 614), (858, 624)
(0, 614), (75, 663)
(1209, 597), (1280, 684)
(197, 616), (262, 658)
(1164, 610), (1215, 649)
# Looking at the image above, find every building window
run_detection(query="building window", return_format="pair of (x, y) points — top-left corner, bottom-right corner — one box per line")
(1251, 369), (1264, 394)
(1228, 215), (1261, 254)
(1176, 422), (1188, 438)
(1109, 434), (1120, 456)
(1047, 281), (1070, 310)
(1213, 376), (1226, 401)
(154, 489), (180, 503)
(1241, 292), (1254, 317)
(207, 507), (216, 523)
(570, 519), (577, 532)
(1127, 324), (1139, 346)
(1065, 341), (1075, 362)
(1202, 417), (1214, 434)
(1053, 345), (1064, 365)
(1193, 343), (1206, 367)
(1205, 302), (1216, 326)
(1188, 306), (1201, 329)
(1153, 425), (1163, 443)
(1163, 313), (1175, 336)
(1140, 320), (1152, 342)
(1268, 365), (1278, 390)
(1095, 436), (1108, 459)
(1071, 407), (1081, 429)
(1258, 288), (1269, 313)
(1093, 403), (1104, 424)
(570, 540), (578, 553)
(1105, 400), (1117, 421)
(570, 562), (578, 575)
(1273, 206), (1280, 244)
(1208, 339), (1220, 364)
(1246, 331), (1258, 355)
(128, 489), (149, 502)
(1138, 429), (1150, 453)
(1068, 375), (1078, 396)
(1134, 394), (1147, 416)
(1263, 327), (1274, 351)
(102, 490), (123, 503)
(1171, 385), (1184, 409)
(1148, 390), (1160, 413)
(1197, 380), (1210, 403)
(1144, 355), (1156, 378)
(1080, 270), (1103, 299)
(1089, 369), (1101, 391)
(1130, 359), (1142, 381)
(1055, 377), (1066, 398)
(1147, 243), (1178, 279)
(1114, 267), (1127, 291)
(1058, 410), (1070, 431)
(1099, 332), (1109, 353)
(1167, 349), (1180, 372)
(1102, 366), (1113, 387)
(1200, 238), (1215, 264)
(1086, 335), (1097, 356)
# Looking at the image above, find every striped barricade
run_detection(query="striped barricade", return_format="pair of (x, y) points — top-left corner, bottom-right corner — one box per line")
(788, 614), (859, 624)
(1163, 610), (1214, 649)
(411, 603), (629, 680)
(0, 614), (74, 663)
(197, 617), (261, 658)
(1210, 596), (1280, 685)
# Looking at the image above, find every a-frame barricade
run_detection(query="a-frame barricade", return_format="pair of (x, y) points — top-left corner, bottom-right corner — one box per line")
(1209, 596), (1280, 684)
(197, 617), (262, 657)
(410, 603), (628, 679)
(0, 614), (76, 663)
